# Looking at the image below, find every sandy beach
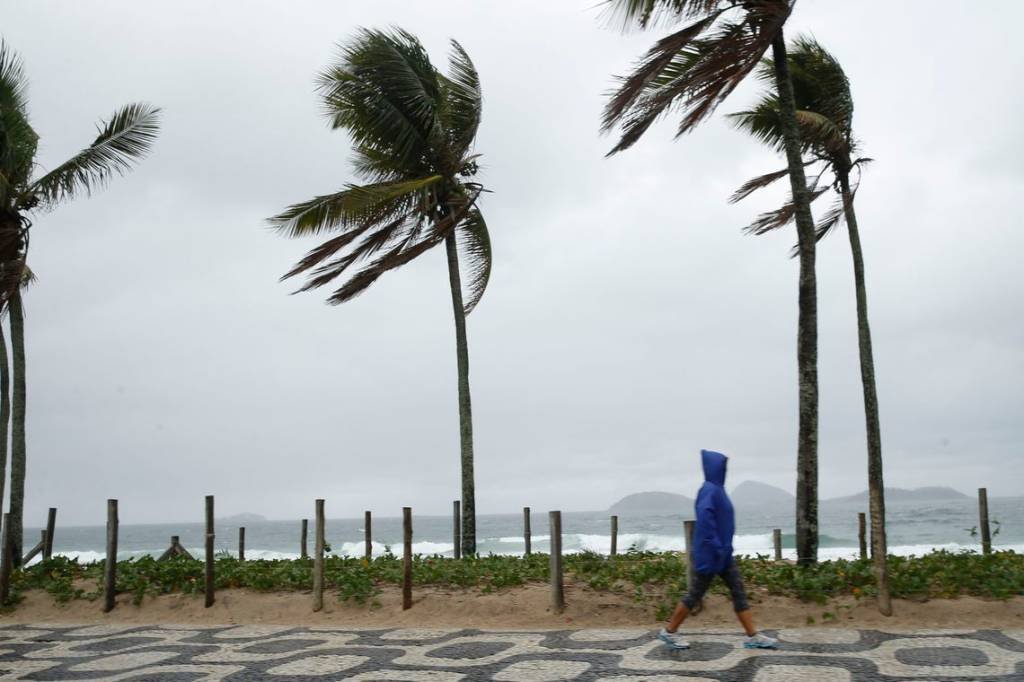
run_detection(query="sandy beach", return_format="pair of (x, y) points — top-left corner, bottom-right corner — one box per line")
(5, 580), (1021, 631)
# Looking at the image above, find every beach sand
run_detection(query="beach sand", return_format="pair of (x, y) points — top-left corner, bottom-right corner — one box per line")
(3, 581), (1021, 630)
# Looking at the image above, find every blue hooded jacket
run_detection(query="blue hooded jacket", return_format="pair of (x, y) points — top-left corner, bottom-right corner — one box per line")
(692, 449), (735, 574)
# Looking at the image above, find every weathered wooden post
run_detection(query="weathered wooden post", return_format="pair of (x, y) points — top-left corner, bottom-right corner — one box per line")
(364, 511), (372, 560)
(402, 507), (413, 610)
(610, 515), (618, 557)
(21, 530), (46, 565)
(684, 520), (701, 613)
(0, 513), (12, 605)
(104, 499), (118, 613)
(452, 500), (461, 559)
(858, 513), (868, 560)
(300, 518), (308, 560)
(204, 496), (215, 608)
(313, 500), (325, 612)
(549, 511), (564, 613)
(979, 487), (992, 555)
(238, 527), (245, 562)
(523, 507), (531, 556)
(44, 507), (56, 560)
(773, 528), (782, 561)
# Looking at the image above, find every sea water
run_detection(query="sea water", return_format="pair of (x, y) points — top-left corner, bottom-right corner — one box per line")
(24, 496), (1024, 565)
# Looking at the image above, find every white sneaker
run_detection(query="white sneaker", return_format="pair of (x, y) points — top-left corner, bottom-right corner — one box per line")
(657, 627), (690, 649)
(744, 632), (779, 649)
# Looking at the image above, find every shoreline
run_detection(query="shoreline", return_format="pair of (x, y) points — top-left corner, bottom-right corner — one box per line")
(4, 583), (1022, 631)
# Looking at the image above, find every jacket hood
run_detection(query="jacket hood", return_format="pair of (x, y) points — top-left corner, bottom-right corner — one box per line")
(701, 449), (728, 486)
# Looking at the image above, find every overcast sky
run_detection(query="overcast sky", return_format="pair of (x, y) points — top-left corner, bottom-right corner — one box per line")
(3, 1), (1022, 525)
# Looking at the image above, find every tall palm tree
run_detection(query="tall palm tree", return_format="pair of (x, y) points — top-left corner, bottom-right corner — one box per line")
(729, 37), (891, 614)
(0, 39), (161, 563)
(269, 29), (491, 555)
(602, 0), (821, 563)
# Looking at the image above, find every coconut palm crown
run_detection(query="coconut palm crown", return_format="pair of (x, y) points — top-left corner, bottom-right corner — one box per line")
(269, 28), (491, 313)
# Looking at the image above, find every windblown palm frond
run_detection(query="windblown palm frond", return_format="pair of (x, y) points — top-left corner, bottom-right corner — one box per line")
(602, 0), (792, 155)
(29, 103), (161, 208)
(456, 207), (490, 314)
(441, 40), (482, 161)
(0, 41), (37, 203)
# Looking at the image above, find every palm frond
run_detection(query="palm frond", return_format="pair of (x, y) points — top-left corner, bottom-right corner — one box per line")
(742, 186), (828, 236)
(0, 41), (30, 117)
(0, 41), (38, 202)
(268, 175), (442, 238)
(603, 0), (723, 30)
(318, 28), (443, 178)
(602, 12), (722, 134)
(456, 208), (490, 314)
(606, 3), (790, 155)
(729, 166), (790, 204)
(442, 40), (482, 160)
(29, 103), (161, 208)
(728, 98), (786, 152)
(794, 109), (846, 154)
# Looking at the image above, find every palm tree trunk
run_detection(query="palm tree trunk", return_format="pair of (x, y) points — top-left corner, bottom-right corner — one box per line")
(8, 289), (25, 567)
(0, 317), (10, 512)
(444, 233), (476, 556)
(770, 30), (819, 566)
(837, 164), (892, 615)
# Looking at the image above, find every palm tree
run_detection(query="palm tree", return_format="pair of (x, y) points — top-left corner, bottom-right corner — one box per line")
(729, 37), (891, 614)
(269, 29), (491, 556)
(602, 0), (821, 563)
(0, 39), (161, 563)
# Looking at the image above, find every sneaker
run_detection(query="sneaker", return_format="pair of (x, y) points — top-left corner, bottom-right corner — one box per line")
(743, 632), (779, 649)
(657, 627), (690, 650)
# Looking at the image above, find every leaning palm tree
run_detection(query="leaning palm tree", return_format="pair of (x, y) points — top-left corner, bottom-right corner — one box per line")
(729, 37), (891, 614)
(602, 0), (821, 564)
(269, 29), (491, 555)
(0, 39), (161, 563)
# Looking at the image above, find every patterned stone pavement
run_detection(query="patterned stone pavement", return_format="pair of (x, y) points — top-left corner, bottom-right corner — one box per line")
(0, 624), (1022, 681)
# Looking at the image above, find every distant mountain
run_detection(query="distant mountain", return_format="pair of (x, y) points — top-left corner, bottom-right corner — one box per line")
(609, 491), (693, 515)
(218, 512), (267, 524)
(826, 486), (968, 504)
(731, 481), (793, 507)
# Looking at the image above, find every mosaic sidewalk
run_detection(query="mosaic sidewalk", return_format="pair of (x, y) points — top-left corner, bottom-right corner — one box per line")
(0, 624), (1022, 680)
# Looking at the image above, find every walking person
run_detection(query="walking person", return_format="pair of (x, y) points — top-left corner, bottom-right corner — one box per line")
(659, 449), (779, 650)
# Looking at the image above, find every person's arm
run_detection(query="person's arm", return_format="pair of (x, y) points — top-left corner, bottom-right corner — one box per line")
(697, 496), (724, 563)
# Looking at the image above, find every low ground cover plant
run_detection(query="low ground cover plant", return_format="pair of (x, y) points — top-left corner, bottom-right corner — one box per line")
(6, 549), (1021, 616)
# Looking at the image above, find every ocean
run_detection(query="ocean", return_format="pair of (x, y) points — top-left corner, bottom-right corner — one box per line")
(22, 495), (1024, 565)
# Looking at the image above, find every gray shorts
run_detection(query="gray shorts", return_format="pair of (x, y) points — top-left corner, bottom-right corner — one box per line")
(682, 559), (750, 612)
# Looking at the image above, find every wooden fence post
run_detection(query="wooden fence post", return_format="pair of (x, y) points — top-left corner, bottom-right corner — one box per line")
(238, 527), (245, 562)
(773, 528), (782, 561)
(204, 496), (215, 608)
(610, 515), (618, 557)
(549, 511), (564, 613)
(313, 500), (325, 612)
(452, 500), (461, 560)
(104, 499), (118, 613)
(684, 519), (702, 613)
(0, 513), (12, 605)
(402, 507), (413, 610)
(44, 507), (56, 560)
(300, 518), (308, 560)
(21, 530), (45, 565)
(364, 511), (372, 560)
(523, 507), (531, 556)
(979, 487), (992, 555)
(858, 513), (867, 560)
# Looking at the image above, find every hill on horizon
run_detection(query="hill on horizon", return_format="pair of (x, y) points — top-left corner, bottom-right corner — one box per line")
(609, 491), (693, 515)
(730, 480), (794, 506)
(825, 486), (968, 504)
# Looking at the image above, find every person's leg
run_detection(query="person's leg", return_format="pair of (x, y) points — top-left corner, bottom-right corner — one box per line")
(658, 571), (713, 649)
(721, 561), (778, 649)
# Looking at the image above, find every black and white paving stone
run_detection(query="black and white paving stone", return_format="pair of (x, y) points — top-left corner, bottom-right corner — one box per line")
(0, 624), (1021, 680)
